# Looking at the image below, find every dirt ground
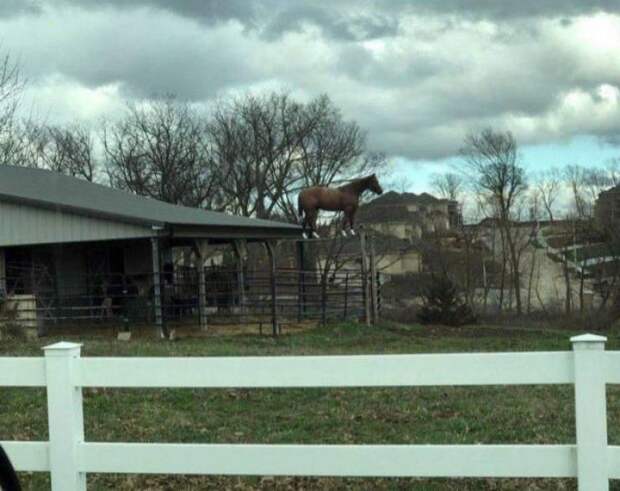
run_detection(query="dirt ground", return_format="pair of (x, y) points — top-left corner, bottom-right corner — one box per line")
(43, 318), (321, 340)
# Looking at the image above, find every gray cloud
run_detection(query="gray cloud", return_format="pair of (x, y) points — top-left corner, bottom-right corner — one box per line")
(2, 7), (261, 99)
(48, 0), (401, 41)
(25, 0), (259, 25)
(262, 5), (399, 41)
(1, 0), (619, 162)
(382, 0), (620, 21)
(0, 0), (41, 18)
(33, 0), (620, 31)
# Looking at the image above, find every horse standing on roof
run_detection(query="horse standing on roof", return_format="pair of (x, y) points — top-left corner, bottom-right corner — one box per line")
(297, 174), (383, 238)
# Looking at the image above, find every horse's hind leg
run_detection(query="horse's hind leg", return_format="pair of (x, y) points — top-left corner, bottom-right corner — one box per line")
(308, 209), (319, 238)
(341, 212), (349, 236)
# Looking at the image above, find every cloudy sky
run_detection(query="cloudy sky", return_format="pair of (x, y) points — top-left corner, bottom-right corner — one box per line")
(2, 0), (620, 191)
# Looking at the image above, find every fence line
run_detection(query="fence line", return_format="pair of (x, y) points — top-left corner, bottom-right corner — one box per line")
(1, 334), (617, 490)
(0, 267), (375, 333)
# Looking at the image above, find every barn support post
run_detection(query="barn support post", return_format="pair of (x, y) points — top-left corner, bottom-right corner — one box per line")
(198, 258), (208, 332)
(296, 241), (307, 322)
(0, 248), (5, 294)
(193, 240), (209, 331)
(369, 234), (378, 325)
(265, 241), (279, 336)
(359, 230), (371, 326)
(571, 334), (609, 490)
(343, 271), (349, 320)
(377, 271), (382, 317)
(320, 273), (327, 326)
(150, 236), (166, 338)
(232, 240), (247, 315)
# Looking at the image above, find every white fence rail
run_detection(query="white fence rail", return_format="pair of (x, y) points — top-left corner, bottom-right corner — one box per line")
(1, 334), (618, 490)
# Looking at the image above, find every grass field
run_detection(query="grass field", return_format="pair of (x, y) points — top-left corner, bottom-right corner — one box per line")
(2, 321), (620, 490)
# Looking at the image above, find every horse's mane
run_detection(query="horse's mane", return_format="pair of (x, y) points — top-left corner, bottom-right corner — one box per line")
(337, 175), (372, 191)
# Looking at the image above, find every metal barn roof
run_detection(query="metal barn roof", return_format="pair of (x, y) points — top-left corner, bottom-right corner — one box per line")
(0, 166), (301, 243)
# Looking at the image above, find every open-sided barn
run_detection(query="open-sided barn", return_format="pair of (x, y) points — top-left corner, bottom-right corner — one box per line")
(0, 166), (301, 336)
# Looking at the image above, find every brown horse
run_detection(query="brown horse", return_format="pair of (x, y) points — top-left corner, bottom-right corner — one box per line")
(298, 174), (383, 237)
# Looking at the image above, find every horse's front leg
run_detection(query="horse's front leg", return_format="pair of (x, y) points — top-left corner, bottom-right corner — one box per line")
(300, 212), (308, 239)
(346, 206), (357, 236)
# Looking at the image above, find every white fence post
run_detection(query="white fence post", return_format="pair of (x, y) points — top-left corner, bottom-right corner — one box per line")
(571, 333), (608, 491)
(43, 342), (86, 491)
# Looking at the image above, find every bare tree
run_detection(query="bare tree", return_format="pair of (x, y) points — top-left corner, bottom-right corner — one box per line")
(385, 175), (413, 193)
(46, 124), (97, 181)
(103, 97), (221, 208)
(582, 166), (612, 210)
(430, 172), (464, 202)
(533, 168), (561, 222)
(293, 95), (382, 191)
(562, 165), (609, 313)
(209, 91), (316, 218)
(0, 50), (25, 166)
(209, 91), (383, 220)
(523, 192), (543, 313)
(431, 172), (465, 228)
(605, 158), (620, 186)
(461, 128), (527, 314)
(285, 94), (386, 222)
(458, 223), (481, 309)
(18, 122), (98, 181)
(563, 164), (609, 220)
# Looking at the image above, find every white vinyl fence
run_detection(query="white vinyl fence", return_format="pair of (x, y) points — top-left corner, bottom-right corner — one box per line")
(1, 334), (618, 490)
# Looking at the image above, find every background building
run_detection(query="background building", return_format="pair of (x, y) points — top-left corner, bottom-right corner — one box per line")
(357, 191), (461, 240)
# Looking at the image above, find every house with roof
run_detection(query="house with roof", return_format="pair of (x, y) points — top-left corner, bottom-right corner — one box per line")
(595, 184), (620, 232)
(0, 166), (301, 336)
(357, 191), (461, 241)
(312, 191), (461, 280)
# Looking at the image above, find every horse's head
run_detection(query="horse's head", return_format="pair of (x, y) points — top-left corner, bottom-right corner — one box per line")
(367, 174), (383, 195)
